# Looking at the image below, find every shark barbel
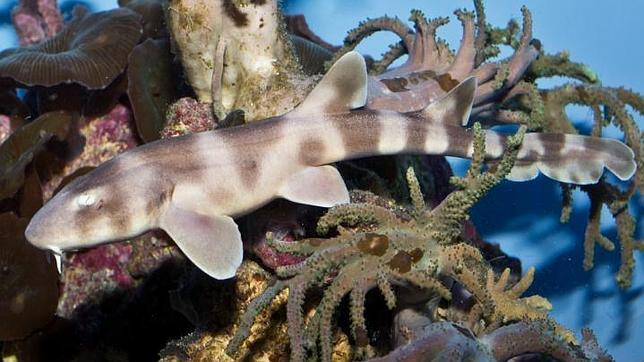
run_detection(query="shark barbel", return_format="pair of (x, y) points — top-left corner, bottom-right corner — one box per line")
(25, 52), (636, 279)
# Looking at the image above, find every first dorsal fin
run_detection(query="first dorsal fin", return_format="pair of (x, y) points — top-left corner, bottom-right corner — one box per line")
(290, 51), (367, 116)
(422, 76), (477, 126)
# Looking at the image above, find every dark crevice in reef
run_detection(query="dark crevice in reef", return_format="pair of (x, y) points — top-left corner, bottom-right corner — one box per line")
(11, 260), (234, 362)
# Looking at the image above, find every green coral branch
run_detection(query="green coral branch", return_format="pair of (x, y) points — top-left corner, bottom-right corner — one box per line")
(427, 123), (527, 243)
(405, 167), (426, 219)
(614, 87), (644, 115)
(316, 203), (402, 235)
(472, 0), (489, 66)
(526, 51), (599, 84)
(559, 183), (573, 223)
(265, 232), (318, 257)
(225, 279), (287, 357)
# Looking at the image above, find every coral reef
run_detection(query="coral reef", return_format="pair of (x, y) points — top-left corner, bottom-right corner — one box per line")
(0, 0), (640, 360)
(127, 38), (180, 142)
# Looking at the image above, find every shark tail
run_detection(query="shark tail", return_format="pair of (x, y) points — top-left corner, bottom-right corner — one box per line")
(489, 132), (636, 184)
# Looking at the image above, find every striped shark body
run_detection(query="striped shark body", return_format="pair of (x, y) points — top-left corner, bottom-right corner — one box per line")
(25, 52), (636, 280)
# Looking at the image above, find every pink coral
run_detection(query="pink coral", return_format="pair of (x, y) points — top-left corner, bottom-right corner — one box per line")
(42, 104), (139, 199)
(56, 233), (185, 318)
(161, 97), (217, 139)
(11, 0), (64, 46)
(57, 243), (134, 317)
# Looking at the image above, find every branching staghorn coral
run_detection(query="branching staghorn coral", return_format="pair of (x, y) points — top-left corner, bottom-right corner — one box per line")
(226, 124), (581, 361)
(320, 0), (642, 288)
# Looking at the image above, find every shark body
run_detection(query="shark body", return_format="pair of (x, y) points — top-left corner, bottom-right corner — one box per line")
(25, 52), (636, 279)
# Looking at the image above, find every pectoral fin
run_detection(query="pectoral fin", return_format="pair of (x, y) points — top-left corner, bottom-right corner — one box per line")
(160, 203), (243, 279)
(279, 165), (350, 208)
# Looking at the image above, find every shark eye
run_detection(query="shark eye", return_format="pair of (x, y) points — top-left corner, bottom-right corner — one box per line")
(76, 194), (96, 207)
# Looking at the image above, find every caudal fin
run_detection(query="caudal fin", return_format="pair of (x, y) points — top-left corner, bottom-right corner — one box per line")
(505, 133), (636, 184)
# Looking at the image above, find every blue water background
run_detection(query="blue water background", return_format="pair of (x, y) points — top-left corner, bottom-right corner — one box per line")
(0, 0), (642, 360)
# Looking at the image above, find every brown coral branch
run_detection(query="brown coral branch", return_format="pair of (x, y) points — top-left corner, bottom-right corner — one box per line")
(325, 15), (414, 70)
(472, 0), (488, 66)
(370, 42), (407, 75)
(446, 9), (476, 80)
(481, 320), (587, 361)
(371, 320), (593, 362)
(474, 7), (539, 105)
(285, 14), (338, 52)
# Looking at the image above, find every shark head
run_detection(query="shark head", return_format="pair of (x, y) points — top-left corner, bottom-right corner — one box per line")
(25, 154), (168, 253)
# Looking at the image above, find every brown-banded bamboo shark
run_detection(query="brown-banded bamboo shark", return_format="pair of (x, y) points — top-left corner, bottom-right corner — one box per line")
(24, 51), (636, 280)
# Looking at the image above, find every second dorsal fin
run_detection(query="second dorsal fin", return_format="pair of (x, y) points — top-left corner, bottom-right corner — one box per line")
(422, 76), (477, 126)
(290, 51), (367, 116)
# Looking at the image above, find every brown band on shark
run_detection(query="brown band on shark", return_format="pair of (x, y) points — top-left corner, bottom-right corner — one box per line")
(208, 187), (236, 205)
(103, 177), (131, 236)
(539, 132), (566, 156)
(299, 138), (327, 165)
(328, 111), (382, 157)
(240, 158), (262, 188)
(108, 208), (130, 237)
(217, 116), (285, 189)
(443, 126), (476, 158)
(404, 112), (429, 152)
